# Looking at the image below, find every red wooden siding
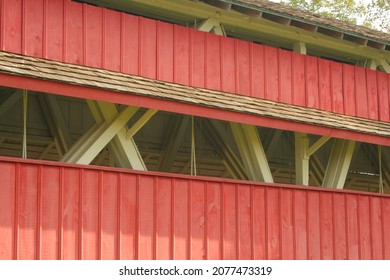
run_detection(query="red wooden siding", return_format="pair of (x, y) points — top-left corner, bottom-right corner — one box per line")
(1, 157), (390, 260)
(0, 0), (389, 122)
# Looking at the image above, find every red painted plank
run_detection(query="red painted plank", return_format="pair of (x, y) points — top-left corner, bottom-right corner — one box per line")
(23, 0), (44, 57)
(345, 194), (359, 259)
(280, 189), (294, 259)
(205, 33), (221, 91)
(307, 191), (320, 259)
(331, 62), (344, 114)
(45, 0), (64, 61)
(370, 197), (383, 259)
(40, 166), (60, 260)
(84, 5), (103, 68)
(236, 40), (250, 96)
(292, 52), (306, 106)
(333, 193), (347, 259)
(18, 164), (38, 260)
(252, 186), (266, 259)
(264, 46), (279, 101)
(80, 169), (99, 260)
(64, 1), (83, 65)
(318, 59), (332, 112)
(366, 69), (379, 120)
(358, 195), (371, 259)
(119, 173), (138, 260)
(2, 0), (22, 53)
(157, 21), (173, 82)
(238, 185), (252, 259)
(382, 198), (390, 259)
(137, 175), (155, 259)
(220, 36), (236, 93)
(266, 188), (280, 259)
(103, 9), (121, 71)
(173, 178), (189, 259)
(343, 64), (356, 116)
(377, 72), (389, 122)
(221, 183), (237, 259)
(173, 25), (190, 85)
(139, 18), (157, 79)
(320, 192), (333, 259)
(121, 14), (139, 75)
(155, 177), (172, 260)
(0, 162), (15, 259)
(355, 67), (369, 118)
(279, 49), (292, 104)
(250, 44), (265, 99)
(190, 180), (206, 259)
(101, 171), (119, 260)
(294, 190), (307, 259)
(206, 181), (221, 259)
(190, 29), (205, 88)
(305, 56), (319, 109)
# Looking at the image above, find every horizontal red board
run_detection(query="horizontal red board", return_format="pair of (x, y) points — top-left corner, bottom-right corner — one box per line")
(0, 0), (389, 122)
(1, 157), (390, 260)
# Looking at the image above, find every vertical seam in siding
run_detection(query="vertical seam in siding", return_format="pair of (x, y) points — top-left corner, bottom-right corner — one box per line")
(204, 181), (208, 260)
(42, 0), (47, 58)
(135, 175), (139, 260)
(62, 0), (66, 62)
(380, 198), (385, 259)
(319, 193), (323, 259)
(138, 17), (142, 76)
(117, 173), (122, 260)
(58, 167), (63, 260)
(98, 170), (102, 260)
(369, 196), (373, 259)
(78, 169), (83, 260)
(153, 177), (157, 260)
(37, 165), (42, 260)
(306, 191), (309, 259)
(0, 0), (4, 49)
(14, 163), (20, 260)
(220, 183), (224, 259)
(171, 178), (175, 259)
(102, 9), (106, 69)
(188, 180), (192, 259)
(235, 183), (239, 259)
(189, 30), (193, 87)
(82, 4), (86, 66)
(344, 194), (349, 260)
(278, 188), (282, 259)
(357, 195), (362, 259)
(292, 190), (296, 260)
(119, 13), (124, 73)
(250, 185), (254, 260)
(21, 0), (26, 54)
(264, 186), (268, 259)
(331, 192), (336, 259)
(249, 44), (253, 97)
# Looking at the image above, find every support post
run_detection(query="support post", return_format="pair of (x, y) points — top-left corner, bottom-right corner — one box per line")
(295, 132), (309, 185)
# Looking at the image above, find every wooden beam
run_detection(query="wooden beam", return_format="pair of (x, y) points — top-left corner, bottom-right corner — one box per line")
(197, 16), (225, 35)
(126, 109), (158, 139)
(295, 132), (309, 185)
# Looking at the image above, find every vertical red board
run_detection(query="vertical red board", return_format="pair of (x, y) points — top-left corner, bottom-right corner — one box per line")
(251, 44), (265, 99)
(103, 9), (121, 71)
(343, 64), (356, 116)
(266, 188), (280, 259)
(220, 36), (236, 94)
(307, 192), (320, 259)
(279, 49), (292, 104)
(331, 62), (344, 114)
(345, 195), (359, 259)
(238, 185), (252, 259)
(377, 72), (389, 121)
(174, 25), (190, 85)
(318, 59), (332, 112)
(355, 67), (368, 118)
(370, 197), (383, 259)
(280, 189), (294, 259)
(121, 14), (139, 75)
(45, 0), (64, 61)
(2, 0), (22, 53)
(62, 168), (80, 260)
(173, 179), (189, 259)
(264, 46), (279, 101)
(40, 166), (60, 260)
(23, 0), (44, 57)
(333, 193), (347, 259)
(358, 195), (371, 259)
(139, 17), (157, 79)
(18, 164), (38, 260)
(292, 52), (306, 106)
(138, 175), (155, 259)
(221, 183), (237, 259)
(81, 169), (99, 260)
(155, 177), (172, 260)
(84, 5), (103, 68)
(101, 171), (118, 260)
(305, 56), (319, 109)
(366, 69), (379, 120)
(190, 180), (206, 259)
(206, 181), (221, 259)
(190, 29), (205, 88)
(205, 33), (221, 91)
(236, 40), (250, 96)
(294, 190), (307, 259)
(320, 192), (334, 259)
(0, 163), (15, 259)
(156, 21), (173, 82)
(382, 198), (390, 259)
(120, 173), (138, 260)
(252, 186), (266, 259)
(64, 1), (84, 65)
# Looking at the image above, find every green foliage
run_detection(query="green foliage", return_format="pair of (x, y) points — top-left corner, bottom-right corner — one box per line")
(280, 0), (390, 33)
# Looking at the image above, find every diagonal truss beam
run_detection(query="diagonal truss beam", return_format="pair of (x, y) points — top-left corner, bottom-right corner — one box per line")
(0, 91), (22, 118)
(230, 123), (273, 182)
(197, 16), (225, 35)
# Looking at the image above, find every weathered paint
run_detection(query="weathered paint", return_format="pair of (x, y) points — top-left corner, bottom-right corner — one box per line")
(1, 157), (390, 260)
(0, 0), (389, 122)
